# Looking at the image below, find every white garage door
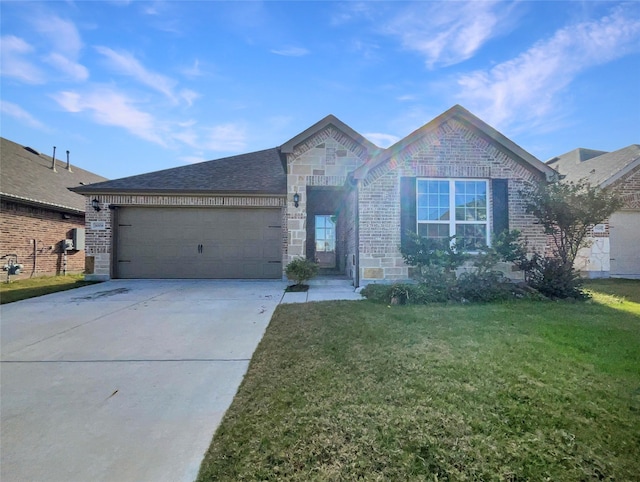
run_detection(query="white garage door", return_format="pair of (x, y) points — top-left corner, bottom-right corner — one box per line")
(115, 207), (282, 279)
(609, 211), (640, 279)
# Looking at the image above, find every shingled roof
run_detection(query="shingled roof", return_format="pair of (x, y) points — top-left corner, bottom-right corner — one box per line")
(0, 137), (107, 213)
(547, 144), (640, 187)
(71, 148), (286, 195)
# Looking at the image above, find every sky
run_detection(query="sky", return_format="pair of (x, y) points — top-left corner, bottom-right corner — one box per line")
(1, 1), (639, 180)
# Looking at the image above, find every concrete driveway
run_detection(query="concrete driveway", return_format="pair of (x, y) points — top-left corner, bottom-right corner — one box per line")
(0, 279), (286, 482)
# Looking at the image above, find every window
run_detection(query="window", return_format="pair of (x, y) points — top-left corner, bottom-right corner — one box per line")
(315, 215), (335, 252)
(417, 179), (488, 250)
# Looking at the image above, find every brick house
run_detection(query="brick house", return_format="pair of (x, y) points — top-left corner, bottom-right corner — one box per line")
(547, 145), (640, 279)
(73, 105), (557, 285)
(0, 138), (107, 279)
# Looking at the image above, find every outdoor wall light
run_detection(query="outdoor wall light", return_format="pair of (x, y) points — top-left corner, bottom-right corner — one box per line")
(91, 198), (101, 212)
(293, 192), (300, 207)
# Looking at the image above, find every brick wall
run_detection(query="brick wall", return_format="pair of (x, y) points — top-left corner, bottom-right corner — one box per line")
(358, 119), (548, 283)
(84, 194), (286, 280)
(0, 200), (85, 279)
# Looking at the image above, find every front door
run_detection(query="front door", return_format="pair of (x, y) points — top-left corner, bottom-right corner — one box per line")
(315, 215), (336, 268)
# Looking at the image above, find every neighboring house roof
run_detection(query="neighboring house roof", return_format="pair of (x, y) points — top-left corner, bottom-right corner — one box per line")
(71, 148), (286, 195)
(352, 104), (557, 181)
(547, 144), (640, 188)
(280, 114), (379, 155)
(0, 137), (108, 214)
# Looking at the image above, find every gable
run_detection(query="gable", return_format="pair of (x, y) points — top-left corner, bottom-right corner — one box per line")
(280, 114), (378, 159)
(354, 105), (555, 184)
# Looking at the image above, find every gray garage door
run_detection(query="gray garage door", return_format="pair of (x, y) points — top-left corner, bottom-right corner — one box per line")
(609, 211), (640, 279)
(115, 207), (282, 279)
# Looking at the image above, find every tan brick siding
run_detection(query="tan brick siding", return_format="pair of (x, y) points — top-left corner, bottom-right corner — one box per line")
(0, 200), (85, 279)
(358, 119), (548, 283)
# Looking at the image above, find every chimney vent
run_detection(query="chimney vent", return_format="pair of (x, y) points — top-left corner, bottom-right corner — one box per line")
(66, 150), (72, 172)
(51, 146), (57, 172)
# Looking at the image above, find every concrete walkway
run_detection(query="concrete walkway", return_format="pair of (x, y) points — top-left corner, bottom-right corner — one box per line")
(280, 278), (363, 303)
(0, 278), (362, 482)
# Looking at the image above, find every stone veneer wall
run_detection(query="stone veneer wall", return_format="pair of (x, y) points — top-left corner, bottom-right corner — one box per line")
(286, 127), (368, 266)
(84, 194), (286, 280)
(357, 119), (547, 284)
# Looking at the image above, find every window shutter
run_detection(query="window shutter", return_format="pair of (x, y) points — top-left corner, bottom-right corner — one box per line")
(492, 178), (509, 237)
(400, 177), (416, 248)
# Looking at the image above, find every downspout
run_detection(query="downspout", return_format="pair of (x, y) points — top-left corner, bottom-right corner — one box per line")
(354, 180), (360, 288)
(32, 239), (37, 278)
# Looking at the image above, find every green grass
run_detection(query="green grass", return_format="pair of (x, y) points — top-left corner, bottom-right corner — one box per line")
(198, 280), (640, 481)
(0, 274), (99, 304)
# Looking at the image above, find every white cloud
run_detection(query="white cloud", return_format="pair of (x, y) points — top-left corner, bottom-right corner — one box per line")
(363, 132), (400, 148)
(270, 46), (310, 57)
(455, 4), (640, 131)
(28, 13), (89, 82)
(31, 14), (83, 58)
(179, 89), (200, 107)
(44, 53), (89, 82)
(95, 46), (179, 102)
(384, 1), (510, 68)
(0, 100), (48, 130)
(181, 59), (203, 78)
(53, 88), (167, 146)
(201, 124), (247, 151)
(0, 35), (44, 83)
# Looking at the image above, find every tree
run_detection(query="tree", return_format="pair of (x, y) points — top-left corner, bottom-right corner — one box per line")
(524, 180), (623, 266)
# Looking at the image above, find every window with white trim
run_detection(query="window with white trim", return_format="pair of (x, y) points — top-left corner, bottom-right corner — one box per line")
(417, 179), (489, 250)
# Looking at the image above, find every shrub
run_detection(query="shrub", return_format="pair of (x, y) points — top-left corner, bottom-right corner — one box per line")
(285, 258), (318, 286)
(400, 233), (468, 281)
(524, 254), (589, 300)
(453, 271), (514, 302)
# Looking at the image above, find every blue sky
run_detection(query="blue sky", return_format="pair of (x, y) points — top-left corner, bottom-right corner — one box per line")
(1, 1), (639, 180)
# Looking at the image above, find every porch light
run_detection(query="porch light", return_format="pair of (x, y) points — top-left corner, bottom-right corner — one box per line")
(293, 192), (300, 208)
(91, 198), (101, 212)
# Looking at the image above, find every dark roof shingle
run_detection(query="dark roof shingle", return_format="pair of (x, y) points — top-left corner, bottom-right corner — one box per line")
(71, 148), (286, 195)
(0, 137), (108, 213)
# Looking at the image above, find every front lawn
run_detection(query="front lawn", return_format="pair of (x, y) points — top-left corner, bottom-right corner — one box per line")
(198, 280), (640, 481)
(0, 274), (99, 304)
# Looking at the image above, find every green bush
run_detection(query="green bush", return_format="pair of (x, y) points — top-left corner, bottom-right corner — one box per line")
(525, 254), (589, 300)
(285, 258), (318, 286)
(453, 271), (514, 302)
(400, 233), (468, 281)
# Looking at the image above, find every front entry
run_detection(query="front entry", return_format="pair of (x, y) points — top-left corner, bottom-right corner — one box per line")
(306, 186), (346, 273)
(315, 215), (336, 268)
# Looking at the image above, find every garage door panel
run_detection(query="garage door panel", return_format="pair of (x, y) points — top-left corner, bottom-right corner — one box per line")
(116, 207), (282, 279)
(610, 211), (640, 278)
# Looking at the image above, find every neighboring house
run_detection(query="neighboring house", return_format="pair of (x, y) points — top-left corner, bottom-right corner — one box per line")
(547, 145), (640, 279)
(72, 105), (557, 285)
(0, 138), (107, 279)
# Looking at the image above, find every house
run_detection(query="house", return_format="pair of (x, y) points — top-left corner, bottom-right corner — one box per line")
(72, 105), (557, 285)
(0, 137), (107, 279)
(547, 145), (640, 279)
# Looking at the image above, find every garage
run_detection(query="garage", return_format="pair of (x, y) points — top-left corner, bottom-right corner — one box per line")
(115, 207), (282, 279)
(609, 211), (640, 278)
